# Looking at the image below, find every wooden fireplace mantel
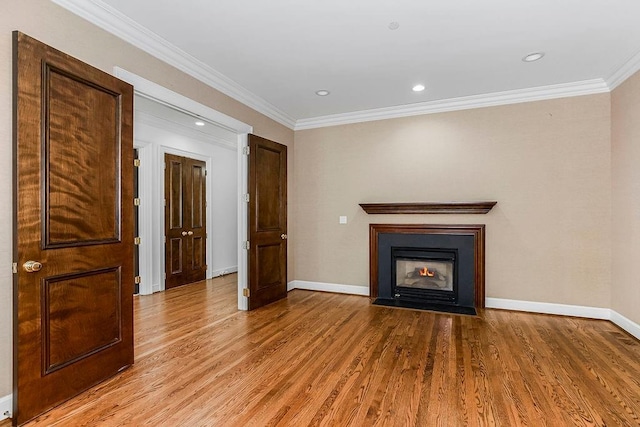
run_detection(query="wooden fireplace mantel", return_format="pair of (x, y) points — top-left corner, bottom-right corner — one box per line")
(359, 202), (497, 215)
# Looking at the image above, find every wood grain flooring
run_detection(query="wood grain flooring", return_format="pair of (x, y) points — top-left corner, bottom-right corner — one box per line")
(4, 274), (640, 426)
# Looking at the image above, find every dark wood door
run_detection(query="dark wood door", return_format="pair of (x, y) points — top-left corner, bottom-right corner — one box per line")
(12, 32), (134, 425)
(134, 149), (140, 294)
(248, 135), (287, 310)
(164, 153), (207, 289)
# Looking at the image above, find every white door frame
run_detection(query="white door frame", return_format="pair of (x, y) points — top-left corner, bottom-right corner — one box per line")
(114, 67), (251, 310)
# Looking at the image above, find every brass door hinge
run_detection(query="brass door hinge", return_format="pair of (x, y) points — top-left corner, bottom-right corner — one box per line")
(134, 198), (141, 206)
(134, 158), (141, 167)
(134, 236), (141, 245)
(134, 276), (141, 284)
(243, 288), (250, 297)
(12, 262), (17, 274)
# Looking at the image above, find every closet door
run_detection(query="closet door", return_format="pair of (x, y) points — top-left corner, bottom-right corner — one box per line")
(165, 153), (207, 289)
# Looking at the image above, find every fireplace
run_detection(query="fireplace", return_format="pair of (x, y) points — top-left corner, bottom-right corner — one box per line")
(369, 224), (485, 315)
(394, 249), (456, 300)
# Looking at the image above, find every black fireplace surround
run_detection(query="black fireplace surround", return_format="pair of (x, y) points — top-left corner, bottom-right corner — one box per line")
(373, 231), (477, 315)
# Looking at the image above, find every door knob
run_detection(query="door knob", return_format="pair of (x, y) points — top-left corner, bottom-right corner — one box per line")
(281, 234), (288, 240)
(23, 261), (43, 273)
(188, 231), (194, 236)
(181, 231), (188, 236)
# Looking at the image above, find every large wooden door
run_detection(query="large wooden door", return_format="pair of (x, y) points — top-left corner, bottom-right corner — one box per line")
(134, 149), (140, 294)
(165, 153), (207, 289)
(12, 32), (134, 425)
(248, 135), (287, 310)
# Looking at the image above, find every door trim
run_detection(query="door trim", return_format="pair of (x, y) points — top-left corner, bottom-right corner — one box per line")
(114, 68), (252, 310)
(133, 140), (152, 295)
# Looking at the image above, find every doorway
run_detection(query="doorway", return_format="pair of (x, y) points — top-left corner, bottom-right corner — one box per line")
(115, 68), (252, 309)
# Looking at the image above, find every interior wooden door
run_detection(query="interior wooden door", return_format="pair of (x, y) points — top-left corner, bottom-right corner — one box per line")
(164, 153), (207, 289)
(134, 149), (140, 294)
(248, 134), (287, 310)
(12, 32), (134, 425)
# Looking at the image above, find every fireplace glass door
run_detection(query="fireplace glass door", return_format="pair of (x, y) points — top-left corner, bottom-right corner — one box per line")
(395, 258), (454, 291)
(391, 248), (457, 303)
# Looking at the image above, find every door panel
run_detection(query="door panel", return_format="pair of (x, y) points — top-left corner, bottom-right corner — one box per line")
(165, 153), (207, 288)
(45, 64), (120, 247)
(191, 163), (205, 228)
(168, 159), (183, 229)
(43, 268), (121, 373)
(256, 147), (281, 230)
(13, 32), (134, 425)
(192, 236), (205, 269)
(169, 238), (183, 275)
(256, 244), (282, 289)
(248, 135), (287, 310)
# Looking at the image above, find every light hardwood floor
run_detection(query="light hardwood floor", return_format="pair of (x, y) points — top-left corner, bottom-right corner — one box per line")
(4, 274), (640, 426)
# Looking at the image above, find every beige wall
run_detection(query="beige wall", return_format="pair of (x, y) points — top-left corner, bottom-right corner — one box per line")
(293, 95), (612, 309)
(0, 0), (294, 397)
(611, 71), (640, 325)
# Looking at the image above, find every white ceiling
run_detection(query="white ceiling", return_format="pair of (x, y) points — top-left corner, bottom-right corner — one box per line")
(55, 0), (640, 129)
(134, 96), (238, 147)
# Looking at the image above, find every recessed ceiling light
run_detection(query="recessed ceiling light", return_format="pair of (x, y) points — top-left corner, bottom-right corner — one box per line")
(522, 52), (545, 62)
(388, 21), (400, 30)
(412, 84), (426, 92)
(315, 90), (330, 96)
(195, 121), (205, 126)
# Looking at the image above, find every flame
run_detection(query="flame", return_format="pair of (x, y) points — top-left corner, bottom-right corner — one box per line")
(419, 267), (436, 277)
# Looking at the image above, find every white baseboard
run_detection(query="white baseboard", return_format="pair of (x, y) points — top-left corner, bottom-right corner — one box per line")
(0, 394), (12, 420)
(610, 310), (640, 340)
(210, 266), (238, 278)
(288, 280), (370, 296)
(290, 281), (640, 341)
(486, 297), (640, 341)
(148, 266), (239, 294)
(485, 297), (610, 319)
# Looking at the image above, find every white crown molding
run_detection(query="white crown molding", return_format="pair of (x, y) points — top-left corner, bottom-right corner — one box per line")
(51, 0), (640, 131)
(0, 394), (11, 420)
(606, 48), (640, 91)
(295, 79), (610, 130)
(51, 0), (297, 129)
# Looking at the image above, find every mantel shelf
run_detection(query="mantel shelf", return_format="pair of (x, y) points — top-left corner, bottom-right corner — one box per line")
(359, 201), (497, 215)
